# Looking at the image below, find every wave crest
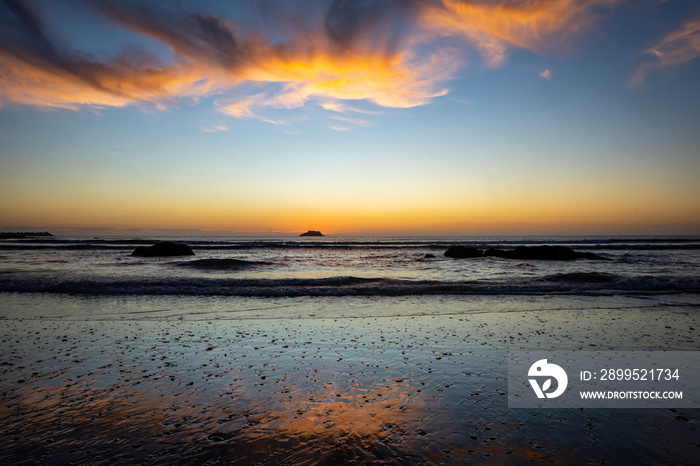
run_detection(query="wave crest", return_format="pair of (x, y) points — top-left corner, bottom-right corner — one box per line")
(176, 258), (270, 269)
(1, 274), (698, 296)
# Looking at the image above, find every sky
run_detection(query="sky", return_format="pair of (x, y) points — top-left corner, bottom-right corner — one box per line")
(1, 0), (699, 236)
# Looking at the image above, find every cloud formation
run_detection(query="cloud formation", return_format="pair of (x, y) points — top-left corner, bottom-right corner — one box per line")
(630, 16), (700, 86)
(420, 0), (621, 67)
(0, 0), (618, 122)
(0, 0), (209, 109)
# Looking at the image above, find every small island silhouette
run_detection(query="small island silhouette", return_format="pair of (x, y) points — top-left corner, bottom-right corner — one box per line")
(299, 230), (324, 237)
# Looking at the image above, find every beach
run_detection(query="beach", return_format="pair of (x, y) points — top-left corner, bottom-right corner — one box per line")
(2, 293), (699, 464)
(3, 0), (700, 463)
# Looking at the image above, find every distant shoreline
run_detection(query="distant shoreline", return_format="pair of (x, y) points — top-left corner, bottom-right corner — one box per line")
(0, 231), (53, 239)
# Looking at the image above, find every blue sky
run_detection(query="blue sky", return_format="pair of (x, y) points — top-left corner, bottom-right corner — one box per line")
(1, 0), (699, 235)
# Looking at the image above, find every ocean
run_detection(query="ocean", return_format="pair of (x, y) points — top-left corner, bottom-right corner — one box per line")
(1, 235), (699, 464)
(2, 234), (699, 300)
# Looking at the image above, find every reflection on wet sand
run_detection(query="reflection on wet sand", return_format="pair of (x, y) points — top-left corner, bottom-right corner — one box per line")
(1, 306), (699, 464)
(236, 380), (428, 463)
(2, 371), (431, 463)
(1, 371), (573, 465)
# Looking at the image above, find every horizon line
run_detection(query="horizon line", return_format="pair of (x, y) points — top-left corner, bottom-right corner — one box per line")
(3, 227), (699, 238)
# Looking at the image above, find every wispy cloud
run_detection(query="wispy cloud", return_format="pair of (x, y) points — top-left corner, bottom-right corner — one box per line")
(0, 0), (210, 109)
(202, 125), (228, 133)
(328, 114), (373, 131)
(630, 16), (700, 87)
(540, 69), (552, 80)
(217, 95), (267, 120)
(319, 100), (383, 115)
(329, 125), (351, 132)
(0, 0), (619, 122)
(420, 0), (621, 68)
(217, 94), (286, 125)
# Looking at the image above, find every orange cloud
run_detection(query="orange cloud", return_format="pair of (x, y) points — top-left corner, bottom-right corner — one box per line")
(212, 47), (455, 124)
(96, 0), (457, 121)
(630, 16), (700, 86)
(0, 52), (209, 110)
(420, 0), (620, 67)
(0, 0), (215, 109)
(0, 0), (617, 121)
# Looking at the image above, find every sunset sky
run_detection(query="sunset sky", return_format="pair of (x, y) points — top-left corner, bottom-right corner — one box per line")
(1, 0), (699, 235)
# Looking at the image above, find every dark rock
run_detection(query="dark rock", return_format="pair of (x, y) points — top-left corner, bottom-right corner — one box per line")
(424, 253), (436, 259)
(485, 245), (608, 261)
(444, 246), (483, 259)
(300, 230), (324, 236)
(132, 241), (195, 257)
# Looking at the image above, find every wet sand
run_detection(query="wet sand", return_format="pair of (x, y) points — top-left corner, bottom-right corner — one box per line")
(1, 296), (699, 464)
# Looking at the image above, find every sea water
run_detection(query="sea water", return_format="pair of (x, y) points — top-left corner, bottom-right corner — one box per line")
(2, 235), (699, 300)
(1, 235), (700, 464)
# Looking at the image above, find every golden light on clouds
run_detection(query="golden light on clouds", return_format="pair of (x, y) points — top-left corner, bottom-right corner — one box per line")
(0, 52), (203, 110)
(215, 49), (456, 123)
(2, 1), (698, 235)
(420, 0), (621, 67)
(0, 0), (617, 120)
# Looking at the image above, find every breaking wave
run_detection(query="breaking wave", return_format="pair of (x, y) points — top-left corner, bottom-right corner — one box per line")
(176, 258), (270, 269)
(1, 274), (697, 297)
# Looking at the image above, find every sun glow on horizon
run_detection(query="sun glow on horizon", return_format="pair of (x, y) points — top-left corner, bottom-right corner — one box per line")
(0, 0), (699, 236)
